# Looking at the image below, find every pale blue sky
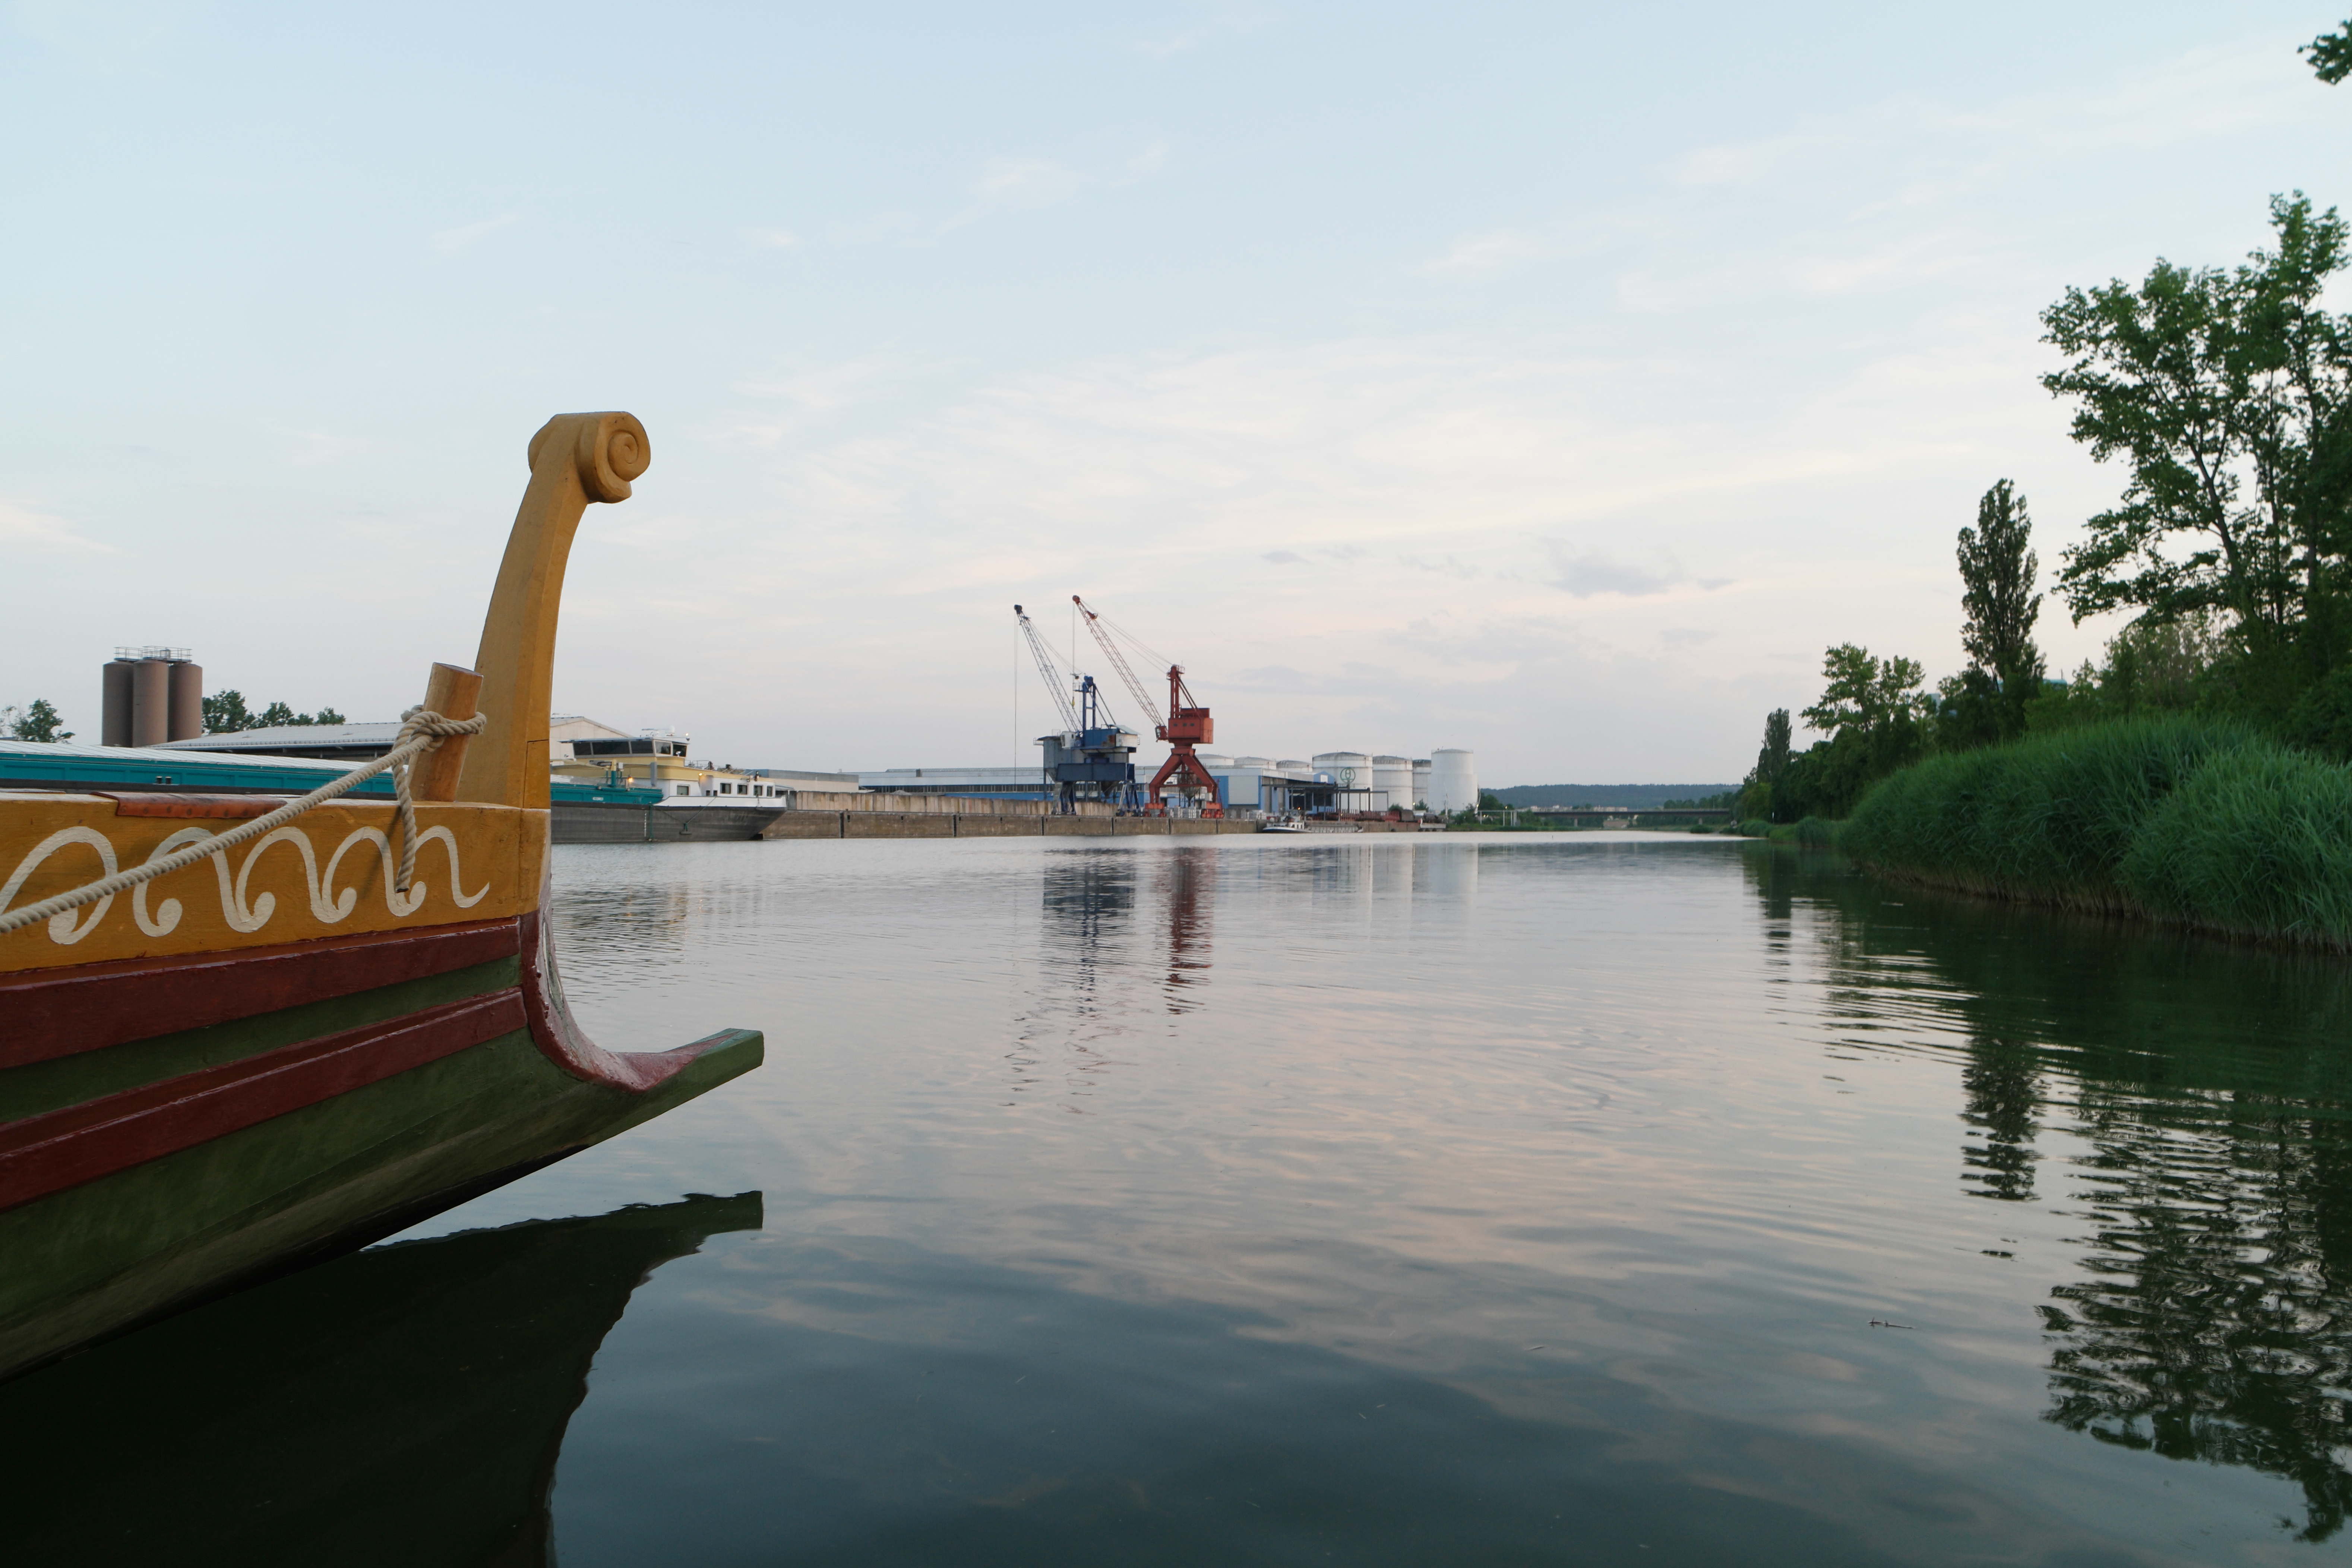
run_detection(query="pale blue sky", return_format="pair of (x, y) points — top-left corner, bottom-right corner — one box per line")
(5, 3), (2348, 781)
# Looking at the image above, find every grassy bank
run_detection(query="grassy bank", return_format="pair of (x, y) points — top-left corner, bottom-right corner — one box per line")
(1840, 718), (2352, 950)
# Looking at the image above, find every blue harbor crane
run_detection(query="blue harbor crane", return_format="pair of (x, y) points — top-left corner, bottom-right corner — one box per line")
(1013, 605), (1147, 813)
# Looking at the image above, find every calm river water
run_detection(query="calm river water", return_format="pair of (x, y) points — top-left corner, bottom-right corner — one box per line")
(19, 834), (2352, 1564)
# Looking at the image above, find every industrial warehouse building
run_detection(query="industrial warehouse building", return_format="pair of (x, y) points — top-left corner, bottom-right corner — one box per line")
(858, 749), (1476, 817)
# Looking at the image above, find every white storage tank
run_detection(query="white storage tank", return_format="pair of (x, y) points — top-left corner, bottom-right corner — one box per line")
(1232, 756), (1274, 769)
(1195, 753), (1234, 771)
(1372, 756), (1411, 813)
(1412, 759), (1432, 809)
(1276, 759), (1311, 775)
(1314, 751), (1374, 811)
(1427, 749), (1477, 812)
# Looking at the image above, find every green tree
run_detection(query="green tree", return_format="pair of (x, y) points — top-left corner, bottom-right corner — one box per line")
(1773, 645), (1930, 821)
(2306, 19), (2351, 83)
(2042, 195), (2352, 714)
(310, 706), (346, 725)
(4, 699), (73, 743)
(202, 689), (253, 733)
(1959, 480), (2045, 716)
(255, 701), (299, 728)
(1738, 708), (1793, 821)
(1802, 644), (1928, 743)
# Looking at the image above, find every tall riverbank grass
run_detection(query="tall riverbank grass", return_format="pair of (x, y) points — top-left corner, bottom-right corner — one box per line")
(1842, 718), (2352, 949)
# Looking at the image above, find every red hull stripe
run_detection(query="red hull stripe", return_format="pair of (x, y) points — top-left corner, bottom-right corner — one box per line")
(0, 990), (528, 1215)
(0, 919), (523, 1070)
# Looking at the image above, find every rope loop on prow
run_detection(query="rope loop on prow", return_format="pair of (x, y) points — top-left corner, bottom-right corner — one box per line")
(387, 705), (491, 894)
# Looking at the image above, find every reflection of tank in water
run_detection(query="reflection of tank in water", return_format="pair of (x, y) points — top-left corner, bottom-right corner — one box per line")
(1, 1192), (762, 1565)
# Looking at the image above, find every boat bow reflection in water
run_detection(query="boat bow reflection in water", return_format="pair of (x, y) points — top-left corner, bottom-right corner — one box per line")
(1753, 848), (2352, 1540)
(3, 1192), (761, 1565)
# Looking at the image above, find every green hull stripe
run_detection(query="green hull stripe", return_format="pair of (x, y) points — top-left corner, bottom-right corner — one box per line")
(0, 957), (522, 1125)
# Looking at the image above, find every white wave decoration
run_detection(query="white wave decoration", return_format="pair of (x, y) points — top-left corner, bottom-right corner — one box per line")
(0, 827), (120, 945)
(0, 823), (494, 946)
(132, 826), (221, 938)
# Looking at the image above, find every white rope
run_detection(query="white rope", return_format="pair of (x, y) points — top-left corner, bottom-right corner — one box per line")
(0, 705), (488, 939)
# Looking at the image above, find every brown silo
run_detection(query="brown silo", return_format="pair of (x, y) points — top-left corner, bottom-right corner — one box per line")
(102, 658), (136, 746)
(131, 659), (171, 747)
(167, 662), (203, 741)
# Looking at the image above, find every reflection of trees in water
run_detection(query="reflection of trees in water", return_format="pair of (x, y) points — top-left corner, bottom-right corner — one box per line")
(2041, 1098), (2352, 1540)
(1745, 847), (2352, 1537)
(1961, 1039), (2042, 1202)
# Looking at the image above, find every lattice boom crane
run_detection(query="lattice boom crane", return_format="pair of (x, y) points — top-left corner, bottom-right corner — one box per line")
(1072, 595), (1222, 818)
(1013, 604), (1080, 735)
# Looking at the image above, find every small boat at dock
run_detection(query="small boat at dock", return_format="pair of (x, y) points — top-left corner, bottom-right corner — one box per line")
(0, 412), (764, 1382)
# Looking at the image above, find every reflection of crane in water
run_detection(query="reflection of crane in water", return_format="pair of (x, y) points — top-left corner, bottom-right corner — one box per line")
(1161, 847), (1213, 1013)
(1013, 853), (1140, 1105)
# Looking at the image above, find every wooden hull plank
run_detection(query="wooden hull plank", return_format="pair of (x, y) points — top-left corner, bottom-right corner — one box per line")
(1, 916), (524, 1068)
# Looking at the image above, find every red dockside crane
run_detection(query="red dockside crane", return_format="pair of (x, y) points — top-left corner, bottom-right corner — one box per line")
(1072, 595), (1224, 818)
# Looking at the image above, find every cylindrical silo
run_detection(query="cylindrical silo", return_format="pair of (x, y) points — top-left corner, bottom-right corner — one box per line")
(1372, 755), (1411, 813)
(1428, 749), (1477, 812)
(102, 658), (136, 747)
(1194, 753), (1233, 771)
(167, 662), (204, 741)
(1232, 756), (1273, 769)
(1412, 759), (1432, 809)
(1276, 759), (1310, 774)
(131, 658), (172, 747)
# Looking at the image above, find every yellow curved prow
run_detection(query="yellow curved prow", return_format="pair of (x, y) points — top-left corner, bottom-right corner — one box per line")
(456, 412), (651, 809)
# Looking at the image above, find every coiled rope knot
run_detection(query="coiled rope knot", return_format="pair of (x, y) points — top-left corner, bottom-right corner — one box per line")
(389, 706), (489, 894)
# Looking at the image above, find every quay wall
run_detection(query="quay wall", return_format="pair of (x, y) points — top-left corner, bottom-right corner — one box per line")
(766, 812), (1274, 840)
(780, 790), (1112, 817)
(553, 802), (1432, 845)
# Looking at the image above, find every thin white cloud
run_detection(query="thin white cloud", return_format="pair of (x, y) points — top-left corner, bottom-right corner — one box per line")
(1133, 2), (1274, 59)
(717, 356), (930, 446)
(430, 212), (525, 253)
(12, 0), (180, 66)
(1549, 550), (1685, 598)
(0, 498), (117, 554)
(974, 158), (1086, 209)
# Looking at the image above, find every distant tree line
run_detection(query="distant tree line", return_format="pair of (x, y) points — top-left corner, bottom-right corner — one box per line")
(202, 691), (347, 733)
(0, 689), (354, 746)
(1743, 151), (2352, 821)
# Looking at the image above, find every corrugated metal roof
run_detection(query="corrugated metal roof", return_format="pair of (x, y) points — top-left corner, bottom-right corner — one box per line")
(151, 723), (400, 751)
(0, 737), (394, 794)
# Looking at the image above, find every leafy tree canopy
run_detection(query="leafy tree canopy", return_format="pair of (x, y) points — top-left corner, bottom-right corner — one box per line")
(1802, 644), (1928, 741)
(201, 689), (252, 733)
(205, 690), (348, 732)
(2042, 194), (2352, 668)
(2307, 19), (2352, 83)
(3, 699), (73, 743)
